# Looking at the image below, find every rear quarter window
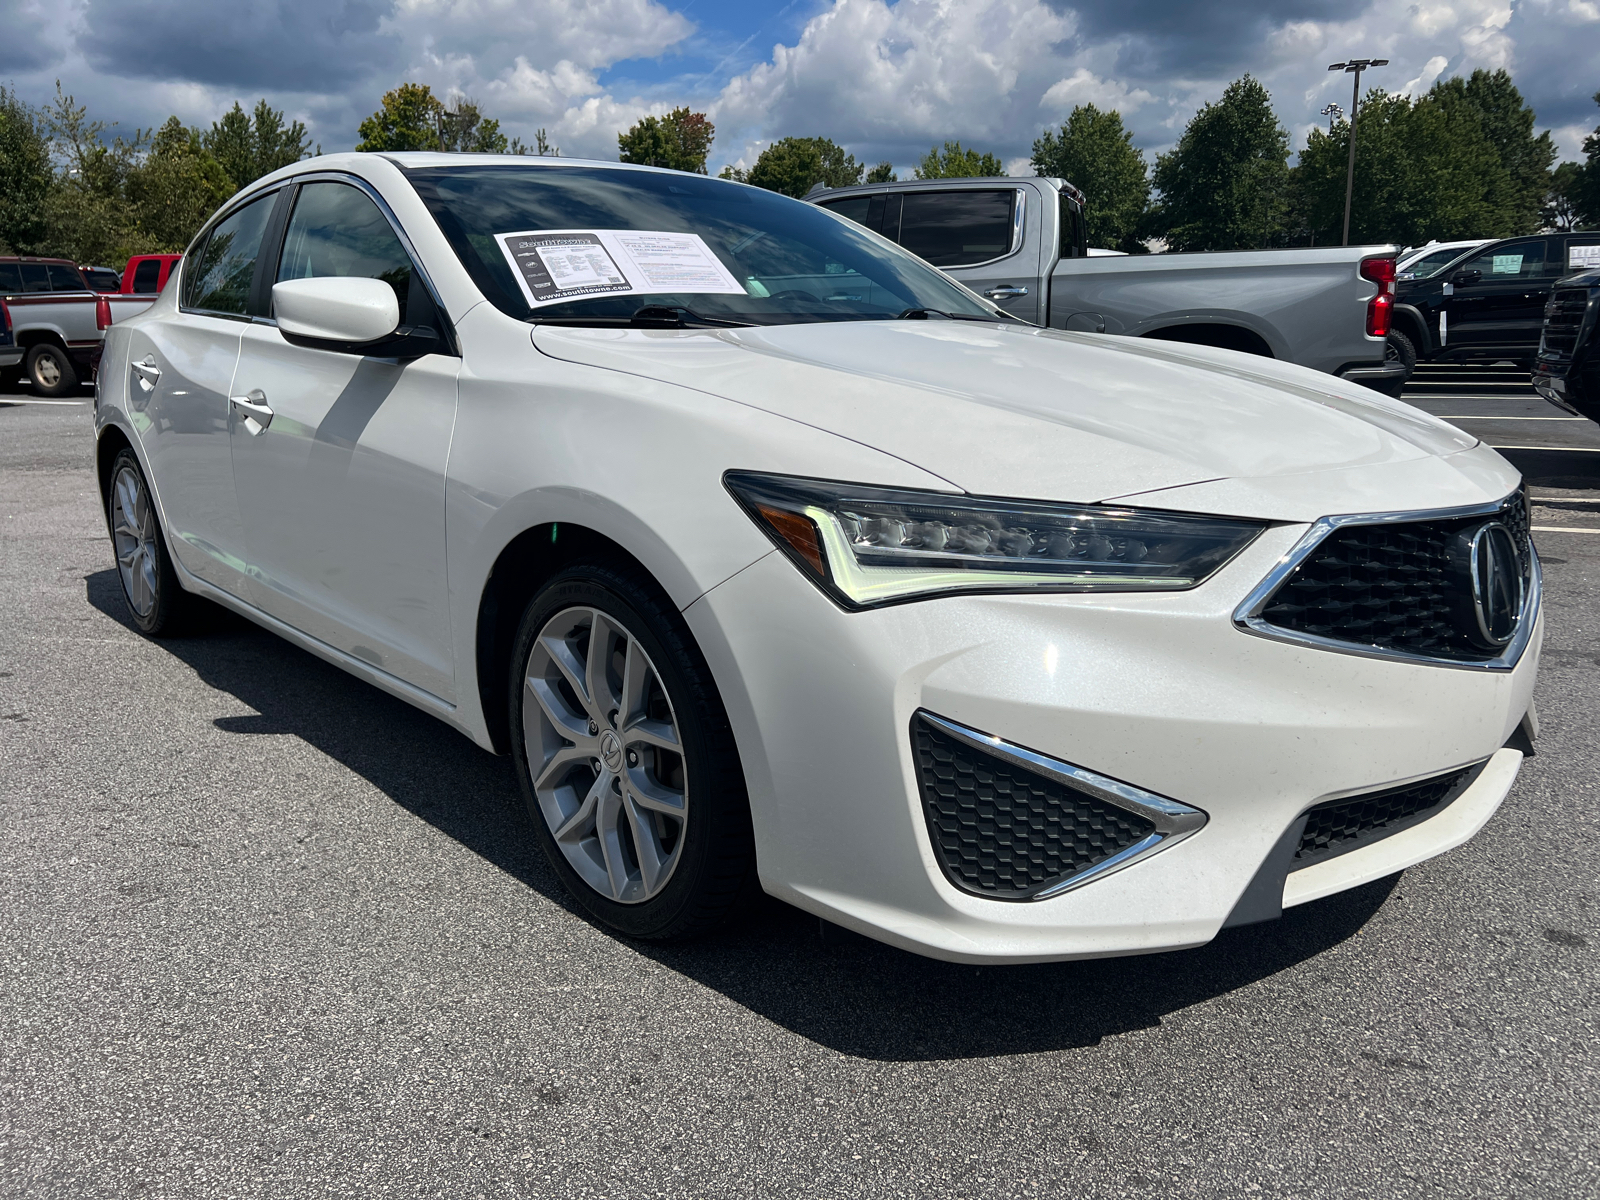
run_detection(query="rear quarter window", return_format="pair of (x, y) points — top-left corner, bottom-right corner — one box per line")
(0, 263), (21, 293)
(131, 259), (163, 292)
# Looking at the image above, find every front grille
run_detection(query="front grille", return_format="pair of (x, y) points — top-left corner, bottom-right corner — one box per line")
(1541, 288), (1591, 360)
(1255, 490), (1530, 662)
(912, 716), (1154, 900)
(1294, 762), (1481, 866)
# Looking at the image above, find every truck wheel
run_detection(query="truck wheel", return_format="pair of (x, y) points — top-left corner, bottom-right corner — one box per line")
(26, 344), (79, 397)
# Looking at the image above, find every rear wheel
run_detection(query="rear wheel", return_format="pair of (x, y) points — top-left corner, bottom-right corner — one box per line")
(107, 449), (200, 636)
(510, 564), (755, 940)
(25, 344), (78, 397)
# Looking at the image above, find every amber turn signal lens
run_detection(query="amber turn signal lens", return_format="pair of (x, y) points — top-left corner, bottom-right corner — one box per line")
(756, 503), (826, 576)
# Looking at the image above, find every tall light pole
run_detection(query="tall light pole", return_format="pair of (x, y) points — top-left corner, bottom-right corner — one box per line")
(1328, 58), (1388, 246)
(1320, 102), (1343, 131)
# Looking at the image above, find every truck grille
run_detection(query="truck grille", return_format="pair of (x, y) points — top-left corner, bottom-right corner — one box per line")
(1542, 288), (1591, 360)
(912, 715), (1155, 900)
(1253, 490), (1531, 663)
(1294, 762), (1482, 865)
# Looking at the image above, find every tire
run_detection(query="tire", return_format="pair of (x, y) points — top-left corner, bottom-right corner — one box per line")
(1385, 329), (1417, 376)
(106, 449), (201, 636)
(509, 563), (755, 940)
(25, 343), (78, 397)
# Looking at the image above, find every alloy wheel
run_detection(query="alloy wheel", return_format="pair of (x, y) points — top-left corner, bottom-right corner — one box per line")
(111, 464), (159, 617)
(522, 606), (689, 904)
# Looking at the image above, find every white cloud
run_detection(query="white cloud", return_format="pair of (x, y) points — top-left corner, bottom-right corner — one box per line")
(1401, 55), (1450, 97)
(1039, 69), (1154, 115)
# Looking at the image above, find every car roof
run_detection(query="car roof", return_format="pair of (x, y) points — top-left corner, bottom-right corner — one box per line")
(0, 255), (79, 266)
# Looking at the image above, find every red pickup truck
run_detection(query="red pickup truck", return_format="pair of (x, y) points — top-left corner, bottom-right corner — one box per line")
(0, 253), (181, 396)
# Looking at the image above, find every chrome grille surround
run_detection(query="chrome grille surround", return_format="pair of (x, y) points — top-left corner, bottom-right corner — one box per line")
(1233, 490), (1540, 671)
(912, 711), (1208, 902)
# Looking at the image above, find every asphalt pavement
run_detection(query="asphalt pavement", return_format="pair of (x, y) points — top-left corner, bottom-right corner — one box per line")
(2, 374), (1597, 1199)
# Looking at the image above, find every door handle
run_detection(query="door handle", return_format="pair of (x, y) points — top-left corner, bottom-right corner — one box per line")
(982, 285), (1030, 300)
(230, 389), (274, 435)
(131, 356), (160, 393)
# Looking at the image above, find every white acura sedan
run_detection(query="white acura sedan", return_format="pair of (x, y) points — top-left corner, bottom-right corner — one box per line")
(95, 154), (1540, 963)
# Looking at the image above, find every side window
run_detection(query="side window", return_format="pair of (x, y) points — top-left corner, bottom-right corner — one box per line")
(131, 259), (162, 292)
(0, 264), (21, 293)
(820, 195), (880, 232)
(185, 193), (277, 315)
(898, 190), (1015, 268)
(1563, 238), (1600, 274)
(48, 264), (86, 291)
(1059, 195), (1085, 258)
(1459, 240), (1547, 281)
(20, 263), (50, 292)
(275, 182), (414, 324)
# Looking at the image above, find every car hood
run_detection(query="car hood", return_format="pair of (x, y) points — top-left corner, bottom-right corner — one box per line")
(531, 320), (1508, 521)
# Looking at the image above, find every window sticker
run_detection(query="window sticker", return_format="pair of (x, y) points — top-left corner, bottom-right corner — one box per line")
(1570, 244), (1600, 270)
(1490, 254), (1523, 275)
(495, 229), (746, 307)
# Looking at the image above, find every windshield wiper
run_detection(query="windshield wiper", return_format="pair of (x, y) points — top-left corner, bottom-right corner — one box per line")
(895, 307), (1007, 323)
(529, 305), (754, 329)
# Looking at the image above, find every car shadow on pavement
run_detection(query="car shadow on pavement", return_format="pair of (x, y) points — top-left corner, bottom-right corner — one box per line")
(87, 567), (1400, 1063)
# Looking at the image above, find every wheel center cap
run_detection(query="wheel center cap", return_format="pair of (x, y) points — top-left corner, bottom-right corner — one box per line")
(599, 729), (623, 773)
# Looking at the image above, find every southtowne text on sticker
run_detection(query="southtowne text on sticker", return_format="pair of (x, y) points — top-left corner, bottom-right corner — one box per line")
(495, 230), (747, 307)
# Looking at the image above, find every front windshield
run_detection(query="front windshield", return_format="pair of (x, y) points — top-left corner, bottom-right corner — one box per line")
(1400, 247), (1473, 279)
(403, 164), (1005, 326)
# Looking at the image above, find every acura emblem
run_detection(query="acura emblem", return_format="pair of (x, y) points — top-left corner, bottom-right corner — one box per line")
(1468, 522), (1523, 648)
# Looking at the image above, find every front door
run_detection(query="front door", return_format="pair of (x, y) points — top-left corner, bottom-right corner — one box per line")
(228, 179), (460, 701)
(898, 188), (1042, 324)
(1447, 239), (1552, 357)
(132, 190), (279, 600)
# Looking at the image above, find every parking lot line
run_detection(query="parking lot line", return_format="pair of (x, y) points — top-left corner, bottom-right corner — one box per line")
(0, 398), (88, 406)
(1532, 526), (1600, 533)
(1436, 416), (1588, 421)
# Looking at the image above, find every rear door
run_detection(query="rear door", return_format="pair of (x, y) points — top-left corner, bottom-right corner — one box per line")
(895, 187), (1041, 323)
(228, 177), (460, 701)
(1447, 239), (1551, 356)
(128, 190), (279, 601)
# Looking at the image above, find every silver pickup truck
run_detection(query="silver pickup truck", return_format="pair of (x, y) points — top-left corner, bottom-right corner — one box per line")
(1, 256), (167, 396)
(810, 176), (1406, 394)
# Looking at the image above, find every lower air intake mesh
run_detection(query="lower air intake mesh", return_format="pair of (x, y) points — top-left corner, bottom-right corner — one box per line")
(1294, 763), (1481, 866)
(912, 715), (1155, 900)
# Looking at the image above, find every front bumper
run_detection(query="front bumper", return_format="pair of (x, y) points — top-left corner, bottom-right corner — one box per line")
(686, 524), (1541, 963)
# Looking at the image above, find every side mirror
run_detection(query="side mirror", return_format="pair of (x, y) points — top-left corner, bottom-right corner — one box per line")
(274, 277), (399, 344)
(1451, 269), (1482, 287)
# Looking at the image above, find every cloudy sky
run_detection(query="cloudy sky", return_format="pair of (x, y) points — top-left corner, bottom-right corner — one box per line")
(5, 0), (1596, 177)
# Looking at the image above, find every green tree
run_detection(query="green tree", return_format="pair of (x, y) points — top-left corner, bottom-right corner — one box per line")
(1545, 161), (1585, 231)
(866, 161), (896, 183)
(0, 87), (52, 253)
(38, 83), (154, 264)
(721, 136), (864, 196)
(356, 82), (445, 152)
(1574, 93), (1600, 229)
(1151, 76), (1289, 251)
(1292, 89), (1518, 245)
(204, 100), (312, 188)
(1032, 103), (1149, 252)
(126, 116), (236, 250)
(1428, 69), (1555, 235)
(617, 107), (714, 173)
(914, 140), (1003, 179)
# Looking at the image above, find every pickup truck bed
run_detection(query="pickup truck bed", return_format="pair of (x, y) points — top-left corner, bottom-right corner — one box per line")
(810, 177), (1405, 392)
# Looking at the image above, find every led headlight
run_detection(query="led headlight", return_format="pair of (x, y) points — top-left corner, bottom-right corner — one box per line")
(724, 471), (1266, 608)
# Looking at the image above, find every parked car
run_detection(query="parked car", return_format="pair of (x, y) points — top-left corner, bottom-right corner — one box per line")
(81, 265), (123, 292)
(1533, 269), (1600, 421)
(0, 254), (179, 395)
(121, 254), (183, 295)
(1396, 239), (1490, 280)
(1393, 232), (1600, 368)
(97, 153), (1539, 963)
(809, 176), (1407, 395)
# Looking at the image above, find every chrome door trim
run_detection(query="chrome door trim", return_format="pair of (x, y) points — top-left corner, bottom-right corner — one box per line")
(1232, 491), (1541, 671)
(915, 711), (1208, 901)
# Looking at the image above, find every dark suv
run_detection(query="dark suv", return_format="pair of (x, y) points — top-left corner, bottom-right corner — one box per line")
(1394, 233), (1600, 366)
(1534, 270), (1600, 421)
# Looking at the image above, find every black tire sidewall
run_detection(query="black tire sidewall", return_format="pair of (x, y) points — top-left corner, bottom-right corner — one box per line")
(508, 564), (753, 940)
(26, 344), (78, 397)
(1385, 329), (1417, 375)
